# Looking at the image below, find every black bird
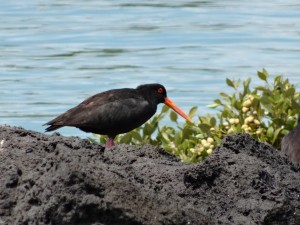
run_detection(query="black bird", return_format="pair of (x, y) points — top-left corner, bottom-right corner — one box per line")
(281, 113), (300, 164)
(44, 83), (192, 147)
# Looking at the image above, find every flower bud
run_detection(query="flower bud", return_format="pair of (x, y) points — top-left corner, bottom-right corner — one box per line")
(207, 137), (214, 144)
(242, 124), (248, 129)
(243, 99), (252, 107)
(242, 107), (249, 113)
(229, 118), (235, 124)
(248, 116), (254, 121)
(248, 95), (254, 101)
(256, 130), (262, 134)
(245, 116), (254, 124)
(254, 119), (260, 125)
(204, 142), (211, 148)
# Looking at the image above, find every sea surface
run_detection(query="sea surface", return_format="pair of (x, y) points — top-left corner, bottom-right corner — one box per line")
(1, 1), (300, 137)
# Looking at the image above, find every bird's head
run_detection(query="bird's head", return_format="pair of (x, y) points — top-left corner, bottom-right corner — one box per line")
(137, 83), (192, 122)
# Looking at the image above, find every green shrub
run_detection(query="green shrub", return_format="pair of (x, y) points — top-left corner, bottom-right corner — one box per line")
(90, 69), (300, 162)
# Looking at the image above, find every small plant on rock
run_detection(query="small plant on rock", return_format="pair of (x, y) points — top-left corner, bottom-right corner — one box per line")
(91, 69), (300, 163)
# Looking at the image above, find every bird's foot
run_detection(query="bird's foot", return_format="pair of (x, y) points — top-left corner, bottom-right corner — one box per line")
(105, 137), (115, 148)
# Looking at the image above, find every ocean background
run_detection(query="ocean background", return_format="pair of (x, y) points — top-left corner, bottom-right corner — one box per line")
(1, 1), (300, 137)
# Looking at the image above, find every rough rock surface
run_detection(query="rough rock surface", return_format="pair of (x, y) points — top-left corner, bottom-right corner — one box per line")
(0, 125), (299, 225)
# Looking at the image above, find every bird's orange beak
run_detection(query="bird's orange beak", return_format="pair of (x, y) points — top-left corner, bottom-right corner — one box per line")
(164, 97), (192, 122)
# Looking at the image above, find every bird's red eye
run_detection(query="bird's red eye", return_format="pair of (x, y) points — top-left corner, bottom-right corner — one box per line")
(157, 87), (164, 94)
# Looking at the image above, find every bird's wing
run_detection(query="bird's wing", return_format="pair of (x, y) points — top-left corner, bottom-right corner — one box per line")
(45, 89), (154, 128)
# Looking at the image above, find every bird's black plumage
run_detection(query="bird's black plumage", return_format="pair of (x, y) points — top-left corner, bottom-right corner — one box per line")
(44, 83), (191, 147)
(281, 114), (300, 164)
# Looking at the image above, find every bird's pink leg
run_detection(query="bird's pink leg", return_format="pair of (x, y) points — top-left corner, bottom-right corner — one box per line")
(105, 136), (115, 148)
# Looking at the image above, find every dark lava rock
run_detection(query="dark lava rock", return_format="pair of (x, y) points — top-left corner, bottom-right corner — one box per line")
(281, 114), (300, 164)
(0, 125), (299, 225)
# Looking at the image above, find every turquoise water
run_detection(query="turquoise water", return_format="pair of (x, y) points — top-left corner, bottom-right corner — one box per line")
(1, 1), (300, 137)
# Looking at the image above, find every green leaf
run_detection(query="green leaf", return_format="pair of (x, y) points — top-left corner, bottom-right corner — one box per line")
(198, 123), (211, 134)
(285, 87), (295, 97)
(214, 99), (223, 105)
(170, 111), (178, 122)
(262, 68), (269, 77)
(221, 110), (230, 118)
(267, 126), (274, 138)
(220, 92), (229, 98)
(236, 79), (241, 88)
(174, 131), (183, 145)
(257, 70), (267, 81)
(260, 95), (270, 106)
(144, 122), (155, 136)
(291, 100), (300, 111)
(255, 86), (268, 92)
(161, 105), (170, 113)
(87, 137), (97, 143)
(131, 131), (143, 142)
(161, 131), (170, 142)
(243, 77), (252, 89)
(210, 117), (217, 127)
(274, 75), (282, 84)
(120, 133), (132, 144)
(152, 114), (164, 124)
(182, 126), (194, 140)
(207, 103), (219, 108)
(242, 78), (251, 96)
(188, 106), (198, 118)
(272, 127), (283, 144)
(226, 78), (235, 88)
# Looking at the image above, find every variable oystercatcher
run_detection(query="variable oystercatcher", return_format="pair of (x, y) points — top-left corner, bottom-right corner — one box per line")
(281, 113), (300, 164)
(44, 83), (192, 147)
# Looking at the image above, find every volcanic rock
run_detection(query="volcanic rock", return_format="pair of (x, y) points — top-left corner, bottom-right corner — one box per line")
(0, 125), (299, 225)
